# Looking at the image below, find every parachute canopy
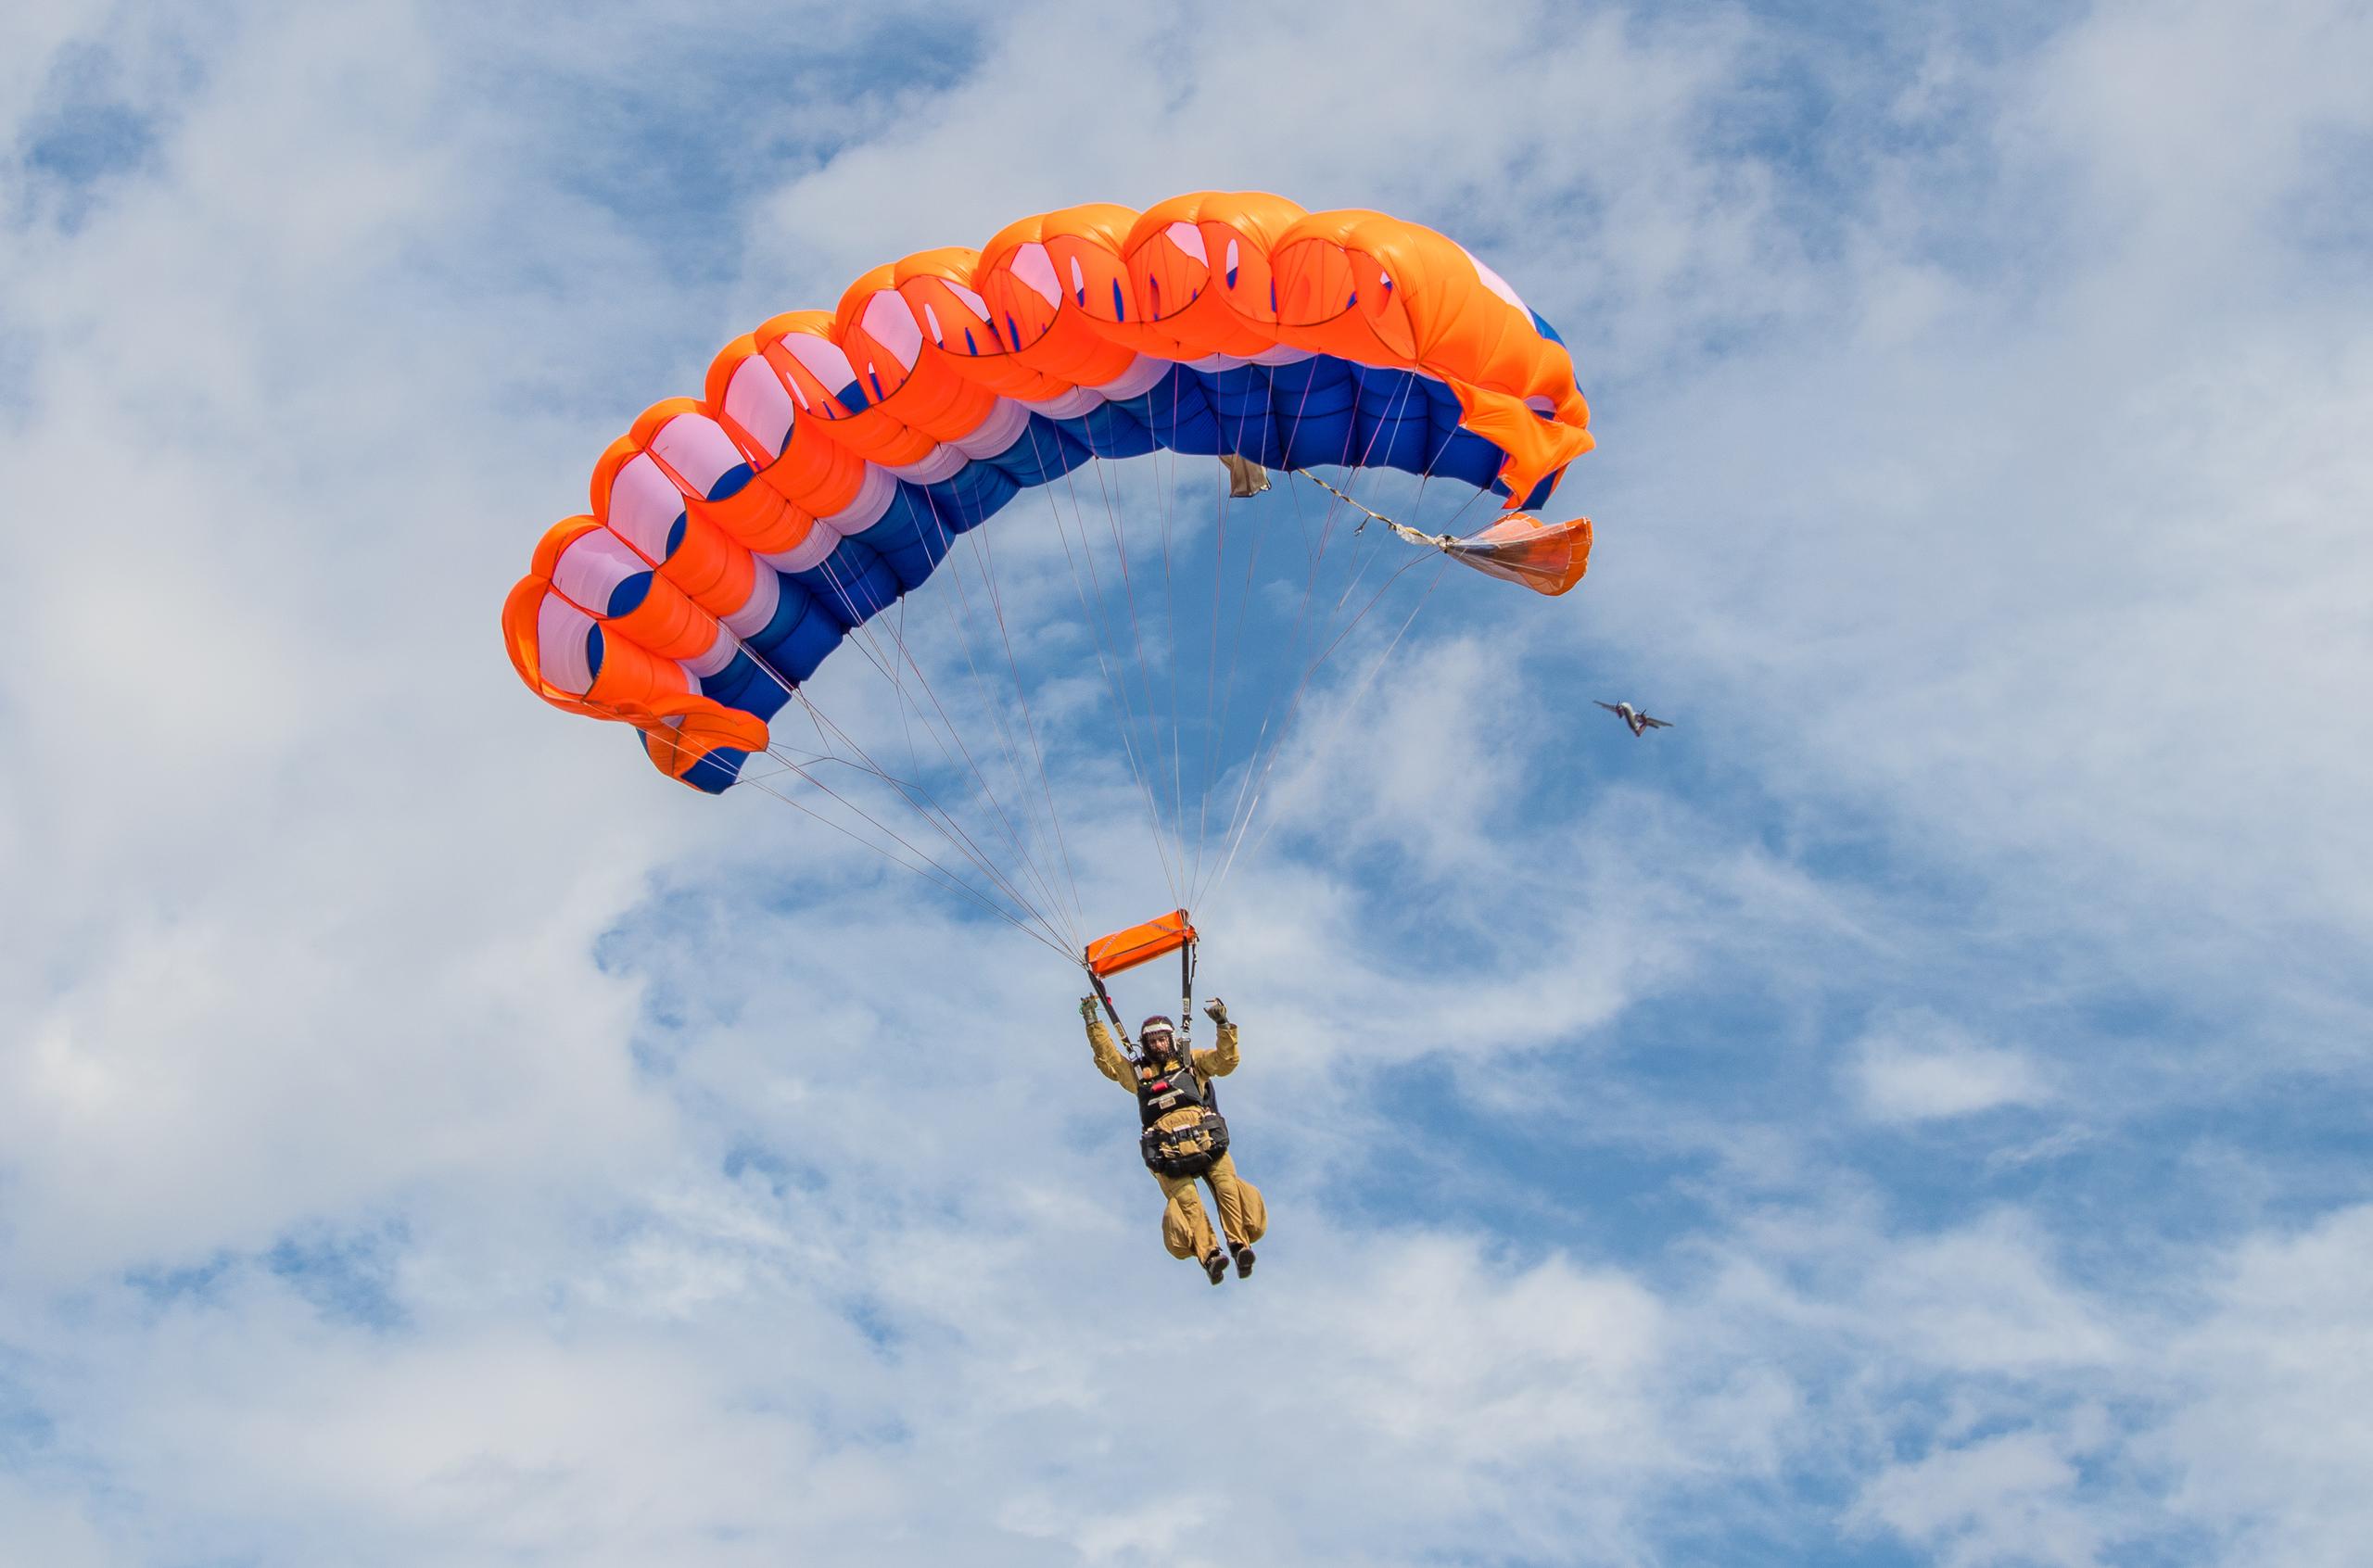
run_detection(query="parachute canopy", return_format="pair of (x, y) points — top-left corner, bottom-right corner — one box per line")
(502, 190), (1593, 796)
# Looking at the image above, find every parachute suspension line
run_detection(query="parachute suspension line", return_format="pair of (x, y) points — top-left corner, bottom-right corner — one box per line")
(743, 714), (1057, 944)
(1326, 459), (1432, 618)
(1186, 439), (1243, 900)
(1202, 550), (1443, 914)
(856, 586), (1044, 936)
(886, 593), (924, 787)
(1161, 364), (1213, 904)
(1055, 449), (1189, 907)
(955, 488), (1093, 945)
(730, 746), (835, 783)
(668, 579), (968, 885)
(751, 745), (996, 899)
(1191, 432), (1281, 900)
(1029, 418), (1184, 904)
(944, 489), (1091, 946)
(901, 481), (1089, 944)
(764, 724), (1069, 957)
(1186, 367), (1429, 909)
(839, 528), (1091, 948)
(1196, 444), (1335, 910)
(849, 550), (1079, 950)
(1084, 450), (1189, 906)
(1216, 553), (1454, 904)
(742, 768), (1076, 965)
(1213, 408), (1443, 905)
(1192, 424), (1232, 896)
(1186, 360), (1328, 899)
(571, 680), (1034, 951)
(1154, 370), (1190, 910)
(786, 549), (1078, 948)
(1173, 358), (1348, 904)
(1111, 436), (1187, 902)
(1047, 436), (1188, 907)
(760, 702), (1073, 960)
(1203, 468), (1491, 912)
(714, 556), (1079, 955)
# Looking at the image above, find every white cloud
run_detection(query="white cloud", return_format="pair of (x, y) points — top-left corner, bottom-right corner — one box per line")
(2145, 1205), (2373, 1568)
(1851, 1428), (2107, 1568)
(1853, 1013), (2049, 1122)
(0, 1477), (118, 1568)
(1864, 1213), (2125, 1375)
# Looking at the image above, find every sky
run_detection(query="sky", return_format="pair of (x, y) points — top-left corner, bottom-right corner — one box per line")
(4, 2), (2371, 1564)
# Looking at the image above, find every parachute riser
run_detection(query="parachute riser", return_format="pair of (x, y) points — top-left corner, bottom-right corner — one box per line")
(1179, 936), (1197, 1053)
(1086, 968), (1134, 1053)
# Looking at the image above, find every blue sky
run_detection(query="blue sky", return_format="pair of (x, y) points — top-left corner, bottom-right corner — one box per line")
(4, 3), (2371, 1565)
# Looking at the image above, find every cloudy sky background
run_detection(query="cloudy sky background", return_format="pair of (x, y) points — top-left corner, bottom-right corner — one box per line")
(6, 2), (2371, 1564)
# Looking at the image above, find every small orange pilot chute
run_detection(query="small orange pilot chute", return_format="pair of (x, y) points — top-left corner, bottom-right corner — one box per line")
(1085, 909), (1199, 978)
(1294, 468), (1592, 597)
(1443, 512), (1593, 596)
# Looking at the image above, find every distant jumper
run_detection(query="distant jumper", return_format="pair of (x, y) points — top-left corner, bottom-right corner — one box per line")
(1595, 701), (1672, 738)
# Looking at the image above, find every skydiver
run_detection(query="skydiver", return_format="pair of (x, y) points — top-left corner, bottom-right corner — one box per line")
(1080, 994), (1267, 1284)
(1595, 700), (1672, 738)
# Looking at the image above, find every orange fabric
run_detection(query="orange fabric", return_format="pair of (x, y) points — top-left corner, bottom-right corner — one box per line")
(501, 575), (572, 708)
(579, 626), (692, 716)
(832, 264), (1007, 440)
(602, 572), (719, 664)
(760, 314), (938, 467)
(1448, 514), (1595, 597)
(1085, 909), (1198, 977)
(888, 249), (1076, 400)
(506, 545), (707, 728)
(1446, 384), (1594, 509)
(975, 205), (1147, 386)
(1117, 191), (1305, 360)
(637, 697), (769, 782)
(527, 514), (602, 585)
(654, 510), (758, 623)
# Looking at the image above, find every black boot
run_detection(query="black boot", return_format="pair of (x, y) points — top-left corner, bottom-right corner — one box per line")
(1202, 1250), (1229, 1285)
(1231, 1245), (1256, 1279)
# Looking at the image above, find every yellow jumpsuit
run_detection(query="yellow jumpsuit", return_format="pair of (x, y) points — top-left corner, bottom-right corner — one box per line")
(1088, 1016), (1268, 1263)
